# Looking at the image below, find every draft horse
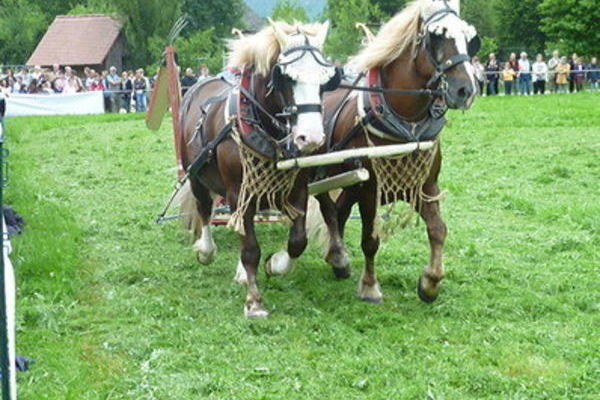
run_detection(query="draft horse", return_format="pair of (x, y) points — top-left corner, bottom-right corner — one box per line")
(179, 21), (339, 317)
(316, 0), (480, 303)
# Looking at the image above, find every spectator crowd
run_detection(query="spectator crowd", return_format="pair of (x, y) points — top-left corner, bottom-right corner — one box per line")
(471, 51), (598, 96)
(0, 52), (597, 114)
(0, 63), (213, 113)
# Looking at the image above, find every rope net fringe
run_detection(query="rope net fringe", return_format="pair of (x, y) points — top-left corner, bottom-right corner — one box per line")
(228, 128), (303, 235)
(367, 133), (442, 239)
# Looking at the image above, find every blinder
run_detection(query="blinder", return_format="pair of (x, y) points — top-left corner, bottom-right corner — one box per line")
(321, 66), (342, 92)
(271, 65), (292, 92)
(467, 35), (481, 57)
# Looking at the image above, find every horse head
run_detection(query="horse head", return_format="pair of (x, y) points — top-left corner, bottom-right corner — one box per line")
(416, 0), (480, 109)
(268, 20), (339, 154)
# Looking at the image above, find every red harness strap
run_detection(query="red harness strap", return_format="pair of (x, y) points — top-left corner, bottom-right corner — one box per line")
(236, 65), (255, 137)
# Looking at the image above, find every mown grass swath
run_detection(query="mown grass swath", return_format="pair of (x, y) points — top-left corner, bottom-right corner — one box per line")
(6, 93), (599, 399)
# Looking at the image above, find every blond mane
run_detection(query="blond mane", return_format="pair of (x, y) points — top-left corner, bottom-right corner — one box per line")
(227, 21), (327, 77)
(353, 0), (425, 70)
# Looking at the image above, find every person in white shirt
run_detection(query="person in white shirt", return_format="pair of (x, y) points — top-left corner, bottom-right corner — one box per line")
(471, 56), (485, 95)
(532, 54), (548, 95)
(518, 52), (532, 95)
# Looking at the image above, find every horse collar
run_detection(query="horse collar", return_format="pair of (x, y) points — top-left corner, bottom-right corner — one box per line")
(357, 68), (447, 142)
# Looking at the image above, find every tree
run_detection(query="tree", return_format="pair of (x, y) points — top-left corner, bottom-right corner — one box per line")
(371, 0), (407, 17)
(325, 0), (382, 62)
(539, 0), (599, 56)
(182, 0), (244, 37)
(271, 0), (309, 23)
(494, 0), (546, 56)
(0, 0), (47, 65)
(462, 0), (498, 39)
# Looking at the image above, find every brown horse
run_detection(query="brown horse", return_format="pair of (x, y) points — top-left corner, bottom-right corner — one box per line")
(179, 21), (339, 318)
(315, 0), (480, 303)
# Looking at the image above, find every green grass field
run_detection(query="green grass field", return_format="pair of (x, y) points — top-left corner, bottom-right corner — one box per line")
(6, 92), (599, 399)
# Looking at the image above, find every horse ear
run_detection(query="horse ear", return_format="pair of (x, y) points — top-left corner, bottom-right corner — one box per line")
(314, 20), (330, 48)
(268, 18), (288, 48)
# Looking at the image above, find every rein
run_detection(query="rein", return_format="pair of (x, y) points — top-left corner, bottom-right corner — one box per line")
(337, 83), (443, 97)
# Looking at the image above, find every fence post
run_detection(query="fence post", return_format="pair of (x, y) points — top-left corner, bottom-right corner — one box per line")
(0, 96), (15, 400)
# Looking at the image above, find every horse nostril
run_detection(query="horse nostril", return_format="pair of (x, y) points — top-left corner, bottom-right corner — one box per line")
(296, 135), (307, 145)
(457, 86), (472, 99)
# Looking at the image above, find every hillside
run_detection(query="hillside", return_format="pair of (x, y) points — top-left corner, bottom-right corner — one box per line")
(245, 0), (326, 19)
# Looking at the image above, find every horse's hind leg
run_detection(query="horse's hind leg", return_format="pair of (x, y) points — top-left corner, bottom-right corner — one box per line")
(190, 178), (217, 265)
(316, 192), (352, 279)
(239, 210), (268, 318)
(416, 182), (447, 303)
(357, 187), (383, 303)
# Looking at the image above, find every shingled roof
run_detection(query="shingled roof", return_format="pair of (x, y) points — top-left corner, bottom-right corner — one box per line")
(27, 14), (123, 66)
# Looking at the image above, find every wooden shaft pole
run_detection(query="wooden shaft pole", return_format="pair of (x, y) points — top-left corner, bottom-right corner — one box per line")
(308, 168), (370, 195)
(277, 141), (435, 171)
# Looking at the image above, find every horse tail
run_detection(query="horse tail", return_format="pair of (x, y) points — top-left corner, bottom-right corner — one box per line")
(177, 180), (203, 239)
(305, 192), (342, 255)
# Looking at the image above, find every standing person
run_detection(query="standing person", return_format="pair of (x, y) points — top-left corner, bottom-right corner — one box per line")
(508, 53), (519, 94)
(555, 57), (570, 93)
(502, 62), (516, 95)
(517, 52), (532, 95)
(532, 54), (548, 95)
(547, 50), (560, 93)
(181, 68), (198, 97)
(120, 71), (132, 113)
(0, 80), (11, 97)
(573, 57), (586, 92)
(471, 56), (485, 95)
(568, 53), (577, 93)
(85, 69), (96, 90)
(90, 71), (105, 92)
(485, 53), (500, 96)
(198, 65), (210, 81)
(63, 72), (83, 94)
(106, 66), (122, 113)
(133, 69), (148, 112)
(588, 57), (599, 91)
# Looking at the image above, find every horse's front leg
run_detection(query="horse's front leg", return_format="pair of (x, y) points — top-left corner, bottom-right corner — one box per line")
(238, 209), (268, 318)
(265, 214), (307, 276)
(417, 182), (447, 303)
(357, 186), (383, 303)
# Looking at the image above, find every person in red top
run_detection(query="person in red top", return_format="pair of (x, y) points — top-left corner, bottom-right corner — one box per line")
(90, 72), (105, 91)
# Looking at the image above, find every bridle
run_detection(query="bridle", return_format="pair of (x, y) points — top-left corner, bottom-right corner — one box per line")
(338, 8), (478, 100)
(236, 36), (339, 155)
(418, 8), (474, 91)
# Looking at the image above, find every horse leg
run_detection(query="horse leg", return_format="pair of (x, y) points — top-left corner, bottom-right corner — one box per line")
(316, 193), (351, 279)
(190, 178), (217, 265)
(239, 210), (268, 318)
(265, 212), (306, 276)
(416, 182), (447, 303)
(357, 188), (383, 303)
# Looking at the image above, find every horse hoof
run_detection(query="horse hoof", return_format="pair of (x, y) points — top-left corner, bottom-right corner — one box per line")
(196, 251), (215, 265)
(244, 303), (269, 318)
(332, 266), (352, 279)
(193, 238), (217, 265)
(417, 275), (439, 304)
(358, 280), (383, 303)
(327, 251), (351, 279)
(265, 251), (293, 276)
